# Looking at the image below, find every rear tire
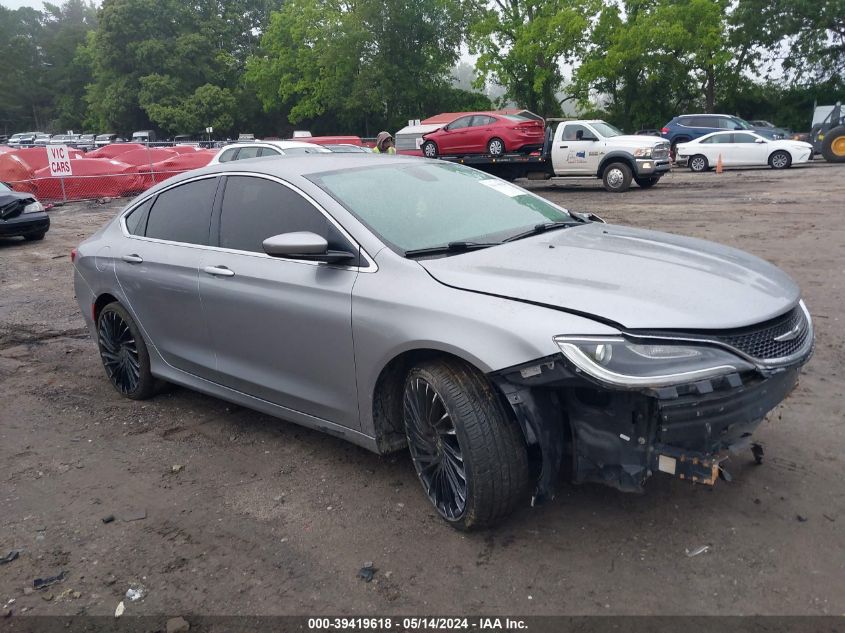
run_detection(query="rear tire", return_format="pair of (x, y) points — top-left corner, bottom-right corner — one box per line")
(24, 232), (46, 241)
(96, 302), (162, 400)
(821, 126), (845, 163)
(689, 154), (709, 172)
(487, 137), (505, 156)
(634, 176), (660, 189)
(421, 140), (438, 159)
(769, 150), (791, 169)
(602, 161), (632, 192)
(402, 358), (529, 530)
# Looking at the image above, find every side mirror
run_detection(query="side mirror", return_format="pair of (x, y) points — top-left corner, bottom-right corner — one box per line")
(755, 138), (766, 144)
(734, 126), (743, 130)
(262, 231), (355, 264)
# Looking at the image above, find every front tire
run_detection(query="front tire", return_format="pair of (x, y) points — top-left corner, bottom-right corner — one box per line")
(487, 137), (505, 156)
(602, 161), (632, 192)
(634, 176), (660, 189)
(421, 140), (438, 159)
(769, 150), (791, 169)
(24, 232), (46, 241)
(403, 358), (529, 530)
(689, 154), (709, 172)
(96, 302), (160, 400)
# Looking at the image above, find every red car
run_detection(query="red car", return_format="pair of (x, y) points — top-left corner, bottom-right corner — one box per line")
(421, 113), (545, 158)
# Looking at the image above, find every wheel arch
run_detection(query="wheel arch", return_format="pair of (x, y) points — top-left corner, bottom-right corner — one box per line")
(370, 346), (529, 455)
(596, 153), (636, 178)
(93, 292), (120, 322)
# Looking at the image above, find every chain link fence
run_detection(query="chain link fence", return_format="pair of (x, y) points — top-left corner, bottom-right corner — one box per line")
(1, 142), (218, 203)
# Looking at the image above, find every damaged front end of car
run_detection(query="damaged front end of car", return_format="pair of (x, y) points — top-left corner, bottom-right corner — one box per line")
(491, 301), (814, 503)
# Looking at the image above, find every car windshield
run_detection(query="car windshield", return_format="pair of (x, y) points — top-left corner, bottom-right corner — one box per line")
(733, 118), (754, 130)
(310, 162), (572, 254)
(591, 122), (623, 137)
(0, 182), (10, 192)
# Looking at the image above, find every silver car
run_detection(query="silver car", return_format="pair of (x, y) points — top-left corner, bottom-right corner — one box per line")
(73, 155), (814, 529)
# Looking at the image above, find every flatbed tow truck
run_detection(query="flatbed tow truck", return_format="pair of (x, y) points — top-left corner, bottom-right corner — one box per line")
(436, 119), (671, 192)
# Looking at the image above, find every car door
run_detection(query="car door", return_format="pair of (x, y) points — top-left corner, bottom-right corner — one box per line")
(469, 115), (496, 152)
(438, 116), (474, 154)
(553, 123), (596, 174)
(115, 176), (220, 378)
(198, 174), (362, 429)
(697, 132), (734, 164)
(731, 132), (768, 165)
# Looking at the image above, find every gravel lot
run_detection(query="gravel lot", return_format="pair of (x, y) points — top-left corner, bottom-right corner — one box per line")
(1, 160), (843, 618)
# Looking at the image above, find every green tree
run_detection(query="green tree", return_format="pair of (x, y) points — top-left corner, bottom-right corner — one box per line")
(0, 6), (50, 132)
(247, 0), (483, 135)
(573, 0), (743, 130)
(468, 0), (598, 117)
(84, 0), (278, 135)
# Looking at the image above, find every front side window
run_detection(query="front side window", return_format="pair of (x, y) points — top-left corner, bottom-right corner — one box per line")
(563, 124), (591, 141)
(217, 176), (345, 253)
(446, 116), (473, 131)
(310, 162), (571, 253)
(144, 177), (217, 245)
(257, 147), (281, 157)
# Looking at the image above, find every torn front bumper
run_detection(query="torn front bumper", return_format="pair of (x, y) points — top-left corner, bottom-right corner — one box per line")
(491, 356), (803, 502)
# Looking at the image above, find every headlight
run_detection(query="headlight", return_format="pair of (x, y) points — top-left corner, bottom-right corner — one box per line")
(23, 200), (44, 214)
(554, 336), (754, 388)
(633, 147), (653, 158)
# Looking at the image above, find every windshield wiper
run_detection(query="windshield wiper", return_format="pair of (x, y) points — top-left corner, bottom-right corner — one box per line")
(503, 220), (581, 243)
(404, 241), (500, 258)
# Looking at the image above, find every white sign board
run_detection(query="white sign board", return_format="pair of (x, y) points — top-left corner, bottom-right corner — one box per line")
(47, 145), (73, 177)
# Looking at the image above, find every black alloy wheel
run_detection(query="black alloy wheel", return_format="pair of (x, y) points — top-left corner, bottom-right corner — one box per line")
(404, 375), (466, 521)
(98, 308), (140, 394)
(96, 302), (161, 399)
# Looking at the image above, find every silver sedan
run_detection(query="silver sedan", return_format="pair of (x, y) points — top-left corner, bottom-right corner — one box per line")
(73, 155), (813, 529)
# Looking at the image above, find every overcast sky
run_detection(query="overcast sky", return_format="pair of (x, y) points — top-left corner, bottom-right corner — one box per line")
(2, 0), (45, 9)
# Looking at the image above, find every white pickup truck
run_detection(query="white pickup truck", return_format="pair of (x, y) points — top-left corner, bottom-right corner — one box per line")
(440, 119), (671, 192)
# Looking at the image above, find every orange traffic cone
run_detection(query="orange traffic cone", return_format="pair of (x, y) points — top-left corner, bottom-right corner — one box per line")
(716, 153), (723, 174)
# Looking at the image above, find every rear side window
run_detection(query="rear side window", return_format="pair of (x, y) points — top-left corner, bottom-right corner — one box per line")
(257, 147), (281, 157)
(733, 133), (758, 143)
(144, 177), (217, 245)
(218, 147), (238, 163)
(236, 146), (261, 160)
(218, 176), (346, 253)
(471, 115), (496, 126)
(124, 198), (153, 235)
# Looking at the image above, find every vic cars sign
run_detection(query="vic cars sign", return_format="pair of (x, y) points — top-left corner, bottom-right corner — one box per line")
(47, 145), (73, 177)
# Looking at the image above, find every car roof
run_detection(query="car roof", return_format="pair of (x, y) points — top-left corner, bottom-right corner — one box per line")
(228, 140), (330, 150)
(688, 130), (762, 141)
(148, 154), (426, 193)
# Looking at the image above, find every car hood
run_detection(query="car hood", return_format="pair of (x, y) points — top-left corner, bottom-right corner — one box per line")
(604, 134), (666, 147)
(419, 223), (799, 330)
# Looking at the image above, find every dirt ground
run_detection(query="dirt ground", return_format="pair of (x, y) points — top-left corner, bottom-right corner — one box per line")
(1, 160), (843, 619)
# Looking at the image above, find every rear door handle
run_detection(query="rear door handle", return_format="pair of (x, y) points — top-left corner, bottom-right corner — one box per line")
(203, 265), (235, 277)
(559, 145), (568, 148)
(121, 254), (143, 263)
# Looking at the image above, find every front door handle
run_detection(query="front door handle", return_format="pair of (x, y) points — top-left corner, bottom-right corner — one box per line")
(203, 265), (235, 277)
(121, 254), (143, 263)
(559, 144), (568, 148)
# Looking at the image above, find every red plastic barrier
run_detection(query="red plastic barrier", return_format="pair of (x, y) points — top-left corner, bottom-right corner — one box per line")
(33, 158), (145, 200)
(85, 143), (146, 159)
(0, 153), (37, 193)
(170, 145), (200, 154)
(113, 148), (178, 166)
(131, 150), (216, 188)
